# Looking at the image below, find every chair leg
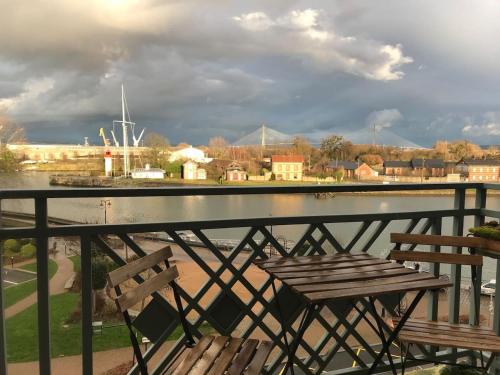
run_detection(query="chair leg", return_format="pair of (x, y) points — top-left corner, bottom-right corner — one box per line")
(485, 352), (496, 374)
(400, 343), (406, 375)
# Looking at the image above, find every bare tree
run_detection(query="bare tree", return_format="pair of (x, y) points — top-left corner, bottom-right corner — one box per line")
(208, 136), (229, 159)
(144, 132), (170, 168)
(0, 114), (25, 148)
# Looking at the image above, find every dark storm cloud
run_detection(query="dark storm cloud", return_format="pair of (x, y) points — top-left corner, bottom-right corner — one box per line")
(0, 0), (499, 146)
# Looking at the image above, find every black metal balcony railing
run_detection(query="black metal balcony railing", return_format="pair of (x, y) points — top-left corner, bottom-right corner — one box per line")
(1, 183), (499, 375)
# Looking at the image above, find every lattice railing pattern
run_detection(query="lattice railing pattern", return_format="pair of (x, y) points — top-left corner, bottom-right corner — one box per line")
(89, 216), (443, 375)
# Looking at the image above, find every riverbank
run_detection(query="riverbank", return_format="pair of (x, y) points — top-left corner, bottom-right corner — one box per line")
(48, 174), (500, 196)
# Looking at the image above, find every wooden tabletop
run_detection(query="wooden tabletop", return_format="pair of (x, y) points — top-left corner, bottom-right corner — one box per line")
(254, 253), (453, 304)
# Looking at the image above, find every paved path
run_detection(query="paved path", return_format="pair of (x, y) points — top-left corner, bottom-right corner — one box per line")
(4, 250), (74, 319)
(7, 343), (173, 375)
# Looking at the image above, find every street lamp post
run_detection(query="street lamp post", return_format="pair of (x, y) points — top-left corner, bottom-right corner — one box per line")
(421, 158), (425, 183)
(99, 199), (111, 224)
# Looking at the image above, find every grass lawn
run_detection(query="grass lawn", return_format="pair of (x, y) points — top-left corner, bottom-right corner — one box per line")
(6, 291), (213, 362)
(4, 259), (58, 308)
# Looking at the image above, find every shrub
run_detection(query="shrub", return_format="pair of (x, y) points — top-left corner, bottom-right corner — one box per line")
(92, 258), (110, 290)
(3, 239), (21, 254)
(19, 238), (33, 245)
(20, 243), (37, 258)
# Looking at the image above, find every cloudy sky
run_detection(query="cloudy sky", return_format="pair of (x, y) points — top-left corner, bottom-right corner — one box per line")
(1, 0), (500, 147)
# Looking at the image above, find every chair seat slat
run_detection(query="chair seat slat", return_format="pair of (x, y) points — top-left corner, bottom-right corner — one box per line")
(390, 250), (483, 266)
(390, 233), (484, 248)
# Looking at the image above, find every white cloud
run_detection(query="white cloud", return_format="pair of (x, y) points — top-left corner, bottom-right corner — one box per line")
(462, 112), (500, 137)
(0, 78), (54, 113)
(233, 12), (274, 31)
(234, 8), (412, 81)
(366, 109), (403, 130)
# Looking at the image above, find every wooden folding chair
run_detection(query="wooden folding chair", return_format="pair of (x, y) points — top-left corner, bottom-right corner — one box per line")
(106, 246), (273, 375)
(390, 233), (499, 373)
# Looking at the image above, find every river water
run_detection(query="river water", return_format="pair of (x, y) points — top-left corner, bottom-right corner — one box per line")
(1, 172), (499, 280)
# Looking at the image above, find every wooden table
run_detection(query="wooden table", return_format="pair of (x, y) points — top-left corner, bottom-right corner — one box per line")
(254, 253), (452, 374)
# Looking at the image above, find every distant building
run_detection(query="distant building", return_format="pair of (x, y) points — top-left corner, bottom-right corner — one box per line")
(225, 161), (247, 181)
(456, 159), (500, 182)
(326, 161), (378, 179)
(326, 160), (357, 178)
(196, 168), (207, 180)
(131, 164), (165, 179)
(182, 160), (198, 180)
(169, 146), (212, 164)
(355, 162), (379, 178)
(411, 159), (445, 177)
(383, 161), (412, 176)
(271, 155), (304, 181)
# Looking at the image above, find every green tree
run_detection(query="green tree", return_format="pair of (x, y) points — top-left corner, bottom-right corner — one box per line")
(2, 239), (21, 254)
(20, 243), (36, 258)
(0, 149), (17, 172)
(320, 135), (344, 160)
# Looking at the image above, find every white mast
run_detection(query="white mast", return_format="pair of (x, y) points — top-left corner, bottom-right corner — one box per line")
(122, 84), (129, 176)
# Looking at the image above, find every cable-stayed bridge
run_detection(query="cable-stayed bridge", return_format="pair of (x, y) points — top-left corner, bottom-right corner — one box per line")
(232, 125), (294, 146)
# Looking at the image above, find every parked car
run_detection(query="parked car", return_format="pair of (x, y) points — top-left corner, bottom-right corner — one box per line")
(481, 279), (496, 296)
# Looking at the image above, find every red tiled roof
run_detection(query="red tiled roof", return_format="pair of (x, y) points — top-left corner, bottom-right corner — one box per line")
(272, 155), (304, 163)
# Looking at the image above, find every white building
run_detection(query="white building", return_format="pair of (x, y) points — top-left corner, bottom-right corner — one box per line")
(182, 160), (198, 180)
(168, 146), (212, 164)
(131, 164), (165, 179)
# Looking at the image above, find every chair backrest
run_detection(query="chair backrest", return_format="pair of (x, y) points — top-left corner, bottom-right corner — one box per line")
(107, 246), (178, 312)
(390, 233), (484, 326)
(390, 233), (483, 266)
(106, 246), (183, 375)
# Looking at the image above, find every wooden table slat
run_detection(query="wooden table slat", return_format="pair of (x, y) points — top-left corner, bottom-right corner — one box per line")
(292, 272), (433, 294)
(304, 278), (452, 303)
(285, 267), (415, 287)
(273, 262), (403, 280)
(262, 258), (391, 274)
(254, 253), (372, 268)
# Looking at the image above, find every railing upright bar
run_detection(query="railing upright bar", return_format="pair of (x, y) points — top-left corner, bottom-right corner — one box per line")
(448, 188), (466, 326)
(470, 186), (486, 327)
(428, 217), (442, 322)
(35, 197), (51, 375)
(81, 236), (93, 375)
(0, 199), (7, 375)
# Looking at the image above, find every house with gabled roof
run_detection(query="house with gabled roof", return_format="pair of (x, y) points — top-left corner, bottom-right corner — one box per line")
(326, 160), (378, 179)
(411, 158), (446, 177)
(271, 155), (304, 181)
(456, 158), (500, 182)
(225, 161), (247, 181)
(383, 160), (412, 176)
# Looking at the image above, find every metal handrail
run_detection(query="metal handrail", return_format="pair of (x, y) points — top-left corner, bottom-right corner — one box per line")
(0, 182), (497, 375)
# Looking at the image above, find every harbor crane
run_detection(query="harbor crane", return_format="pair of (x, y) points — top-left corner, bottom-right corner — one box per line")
(131, 124), (145, 147)
(99, 128), (111, 147)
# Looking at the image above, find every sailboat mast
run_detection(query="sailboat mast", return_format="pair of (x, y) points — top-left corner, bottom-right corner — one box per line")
(122, 84), (129, 176)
